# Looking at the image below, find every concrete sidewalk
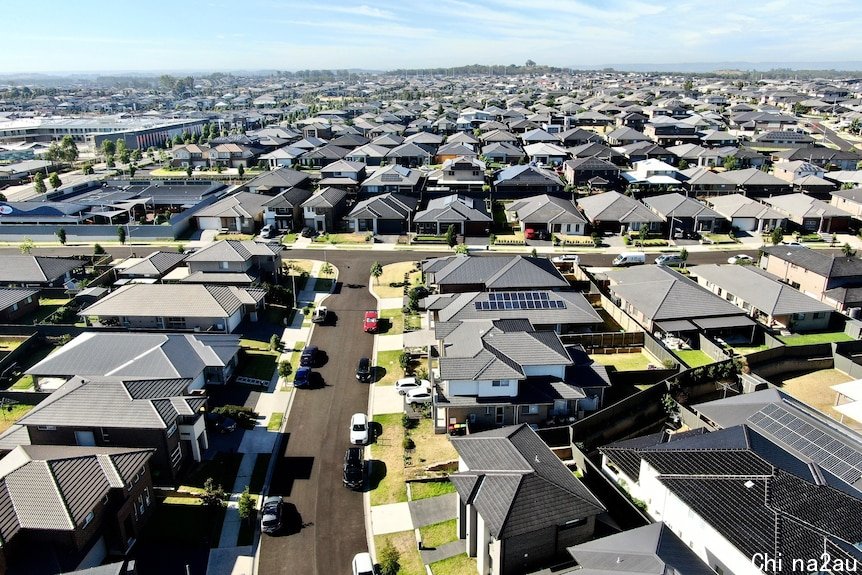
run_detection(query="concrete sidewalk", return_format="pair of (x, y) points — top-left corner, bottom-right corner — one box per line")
(370, 502), (414, 535)
(371, 385), (404, 415)
(218, 453), (257, 547)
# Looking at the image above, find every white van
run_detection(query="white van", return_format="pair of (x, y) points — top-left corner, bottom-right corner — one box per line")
(612, 252), (646, 267)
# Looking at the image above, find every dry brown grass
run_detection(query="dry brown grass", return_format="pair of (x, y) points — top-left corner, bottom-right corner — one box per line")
(780, 369), (859, 428)
(406, 419), (458, 480)
(372, 261), (419, 299)
(373, 531), (424, 575)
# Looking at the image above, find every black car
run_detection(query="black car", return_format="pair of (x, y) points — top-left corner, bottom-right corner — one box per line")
(343, 447), (365, 489)
(300, 227), (317, 238)
(300, 345), (318, 367)
(355, 357), (372, 382)
(205, 412), (237, 434)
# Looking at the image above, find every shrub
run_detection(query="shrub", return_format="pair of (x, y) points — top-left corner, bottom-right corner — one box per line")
(213, 405), (258, 429)
(402, 436), (415, 450)
(622, 235), (631, 245)
(277, 360), (293, 378)
(398, 351), (411, 373)
(402, 413), (418, 430)
(269, 334), (281, 352)
(93, 243), (106, 255)
(378, 541), (401, 575)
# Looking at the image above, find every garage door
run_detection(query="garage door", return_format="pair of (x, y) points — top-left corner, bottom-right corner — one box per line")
(377, 219), (404, 234)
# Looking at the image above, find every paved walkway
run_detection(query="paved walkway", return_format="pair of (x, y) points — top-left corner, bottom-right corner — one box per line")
(408, 493), (458, 528)
(218, 453), (257, 547)
(371, 385), (404, 415)
(206, 546), (254, 575)
(420, 540), (464, 564)
(370, 502), (414, 535)
(377, 333), (404, 352)
(378, 296), (405, 308)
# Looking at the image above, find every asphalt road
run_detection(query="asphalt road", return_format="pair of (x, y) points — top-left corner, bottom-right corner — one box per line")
(809, 121), (860, 153)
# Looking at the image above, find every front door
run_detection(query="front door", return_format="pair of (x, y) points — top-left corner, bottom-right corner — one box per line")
(495, 406), (505, 425)
(316, 220), (324, 232)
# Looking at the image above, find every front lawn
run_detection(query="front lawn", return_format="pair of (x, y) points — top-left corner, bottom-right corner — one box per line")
(380, 308), (405, 335)
(313, 232), (371, 244)
(141, 496), (225, 548)
(371, 261), (418, 299)
(376, 349), (406, 385)
(215, 233), (255, 241)
(374, 531), (424, 575)
(674, 349), (715, 368)
(370, 413), (407, 505)
(408, 419), (457, 480)
(181, 452), (243, 494)
(778, 332), (854, 346)
(430, 554), (477, 575)
(410, 480), (456, 501)
(267, 412), (283, 431)
(419, 519), (458, 549)
(281, 233), (298, 245)
(237, 349), (278, 382)
(701, 233), (738, 244)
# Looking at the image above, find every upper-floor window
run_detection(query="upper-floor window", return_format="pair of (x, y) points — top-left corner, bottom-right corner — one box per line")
(491, 380), (509, 387)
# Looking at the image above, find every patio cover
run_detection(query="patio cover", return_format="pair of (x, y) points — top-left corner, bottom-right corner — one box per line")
(692, 316), (757, 330)
(655, 319), (697, 332)
(832, 380), (862, 403)
(834, 401), (862, 425)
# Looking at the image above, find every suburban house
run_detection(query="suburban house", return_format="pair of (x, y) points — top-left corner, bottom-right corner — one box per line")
(642, 193), (722, 235)
(13, 376), (209, 485)
(522, 142), (570, 166)
(424, 289), (602, 334)
(678, 167), (737, 197)
(772, 160), (825, 183)
(386, 142), (432, 167)
(183, 240), (281, 282)
(690, 264), (833, 331)
(244, 167), (311, 195)
(576, 191), (663, 234)
(193, 191), (271, 234)
(830, 187), (862, 220)
(318, 159), (365, 189)
(0, 256), (83, 288)
(705, 194), (786, 233)
(426, 157), (486, 194)
(344, 143), (390, 167)
(493, 164), (565, 198)
(423, 255), (569, 294)
(599, 394), (862, 575)
(505, 194), (588, 237)
(300, 186), (349, 233)
(569, 143), (627, 166)
(561, 522), (715, 575)
(259, 145), (304, 169)
(171, 143), (210, 168)
(0, 445), (155, 574)
(78, 284), (266, 333)
(760, 245), (862, 312)
(297, 144), (351, 169)
(0, 288), (39, 322)
(359, 164), (422, 195)
(753, 130), (814, 148)
(260, 187), (314, 231)
(762, 193), (852, 233)
(606, 265), (755, 344)
(719, 168), (792, 197)
(557, 127), (603, 147)
(115, 251), (187, 282)
(622, 159), (682, 189)
(606, 127), (650, 146)
(774, 146), (862, 171)
(449, 424), (605, 575)
(347, 192), (418, 234)
(562, 157), (621, 188)
(26, 332), (240, 391)
(207, 143), (255, 168)
(434, 143), (480, 164)
(480, 142), (525, 165)
(413, 194), (492, 236)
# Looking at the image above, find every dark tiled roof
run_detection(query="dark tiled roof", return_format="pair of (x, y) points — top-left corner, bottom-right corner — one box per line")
(0, 256), (81, 284)
(762, 245), (862, 278)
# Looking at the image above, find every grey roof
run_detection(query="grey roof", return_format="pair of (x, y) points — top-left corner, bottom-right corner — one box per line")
(184, 239), (279, 263)
(690, 264), (833, 316)
(413, 194), (491, 224)
(0, 288), (38, 311)
(693, 388), (788, 428)
(244, 166), (309, 190)
(707, 193), (787, 220)
(505, 194), (587, 225)
(348, 192), (417, 220)
(577, 191), (663, 224)
(79, 284), (264, 319)
(450, 425), (604, 539)
(425, 255), (569, 291)
(301, 186), (349, 209)
(566, 522), (715, 575)
(761, 245), (862, 278)
(607, 265), (747, 322)
(642, 193), (722, 220)
(181, 271), (254, 284)
(0, 256), (81, 284)
(18, 376), (198, 429)
(28, 332), (239, 379)
(0, 445), (152, 538)
(831, 187), (862, 204)
(435, 290), (601, 326)
(194, 191), (271, 219)
(719, 167), (790, 187)
(61, 561), (127, 575)
(762, 192), (852, 219)
(360, 164), (421, 188)
(118, 251), (187, 278)
(494, 164), (564, 187)
(260, 187), (314, 209)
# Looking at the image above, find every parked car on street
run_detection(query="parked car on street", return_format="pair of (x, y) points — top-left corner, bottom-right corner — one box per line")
(727, 254), (754, 265)
(654, 254), (686, 267)
(612, 252), (646, 266)
(363, 311), (379, 333)
(352, 552), (375, 575)
(781, 240), (802, 246)
(355, 357), (372, 382)
(300, 345), (318, 367)
(551, 254), (580, 265)
(294, 366), (311, 388)
(260, 496), (283, 534)
(405, 387), (433, 405)
(395, 376), (431, 395)
(350, 412), (370, 445)
(343, 447), (365, 490)
(312, 306), (327, 324)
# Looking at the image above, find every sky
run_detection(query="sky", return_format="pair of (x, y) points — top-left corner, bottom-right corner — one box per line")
(2, 0), (862, 73)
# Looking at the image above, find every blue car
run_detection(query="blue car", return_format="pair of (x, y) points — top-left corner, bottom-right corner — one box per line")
(294, 367), (311, 388)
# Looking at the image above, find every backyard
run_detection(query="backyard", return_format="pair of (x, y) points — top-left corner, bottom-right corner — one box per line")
(0, 404), (34, 433)
(778, 331), (854, 346)
(779, 369), (856, 427)
(591, 351), (659, 371)
(674, 349), (715, 368)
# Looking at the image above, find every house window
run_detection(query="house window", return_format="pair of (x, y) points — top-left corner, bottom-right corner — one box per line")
(10, 303), (17, 312)
(491, 380), (509, 387)
(170, 444), (182, 467)
(520, 404), (540, 415)
(37, 425), (56, 431)
(166, 422), (178, 437)
(220, 261), (229, 269)
(83, 511), (95, 527)
(484, 407), (493, 416)
(101, 495), (109, 505)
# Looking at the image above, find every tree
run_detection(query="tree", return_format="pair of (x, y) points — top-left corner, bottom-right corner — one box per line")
(455, 243), (469, 254)
(118, 149), (131, 165)
(277, 359), (293, 378)
(237, 486), (255, 522)
(679, 246), (689, 268)
(115, 139), (127, 161)
(101, 139), (115, 158)
(59, 135), (79, 163)
(93, 243), (106, 255)
(237, 164), (245, 177)
(131, 148), (143, 162)
(186, 165), (193, 177)
(378, 541), (401, 575)
(117, 225), (127, 245)
(19, 238), (34, 254)
(128, 164), (136, 178)
(45, 142), (62, 164)
(106, 154), (115, 169)
(269, 334), (281, 351)
(683, 78), (693, 91)
(56, 228), (66, 245)
(530, 247), (538, 257)
(525, 59), (536, 67)
(770, 226), (784, 245)
(199, 477), (225, 508)
(445, 224), (457, 247)
(723, 155), (739, 171)
(320, 262), (333, 276)
(370, 261), (383, 284)
(842, 242), (856, 257)
(48, 172), (62, 189)
(82, 162), (94, 175)
(678, 159), (689, 170)
(33, 172), (46, 194)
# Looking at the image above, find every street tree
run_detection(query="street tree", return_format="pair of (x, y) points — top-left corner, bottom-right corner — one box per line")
(48, 172), (62, 189)
(117, 225), (127, 245)
(770, 226), (784, 245)
(199, 478), (225, 508)
(237, 486), (254, 522)
(19, 238), (34, 254)
(56, 228), (66, 245)
(842, 242), (856, 257)
(60, 135), (79, 163)
(33, 172), (46, 194)
(370, 261), (383, 285)
(101, 139), (115, 158)
(445, 224), (457, 247)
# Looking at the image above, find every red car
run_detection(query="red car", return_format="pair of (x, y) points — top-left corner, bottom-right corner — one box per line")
(363, 311), (379, 333)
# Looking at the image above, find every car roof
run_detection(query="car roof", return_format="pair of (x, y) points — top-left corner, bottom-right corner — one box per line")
(346, 447), (363, 458)
(302, 345), (317, 352)
(263, 495), (281, 505)
(296, 366), (311, 374)
(358, 357), (370, 366)
(407, 388), (430, 396)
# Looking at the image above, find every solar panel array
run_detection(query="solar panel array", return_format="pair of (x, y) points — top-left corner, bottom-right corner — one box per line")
(380, 173), (402, 182)
(748, 403), (862, 484)
(473, 291), (567, 311)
